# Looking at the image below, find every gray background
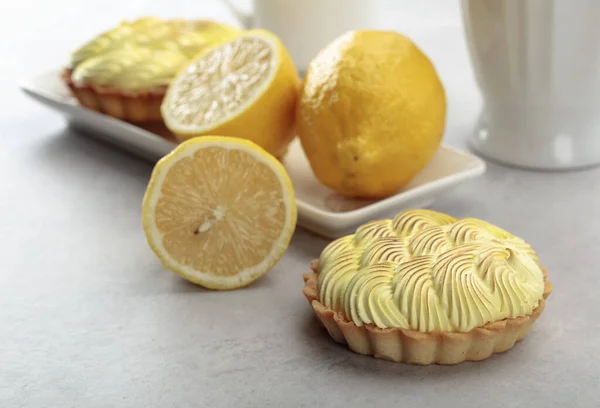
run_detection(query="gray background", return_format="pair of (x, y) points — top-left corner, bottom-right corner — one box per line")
(2, 0), (598, 407)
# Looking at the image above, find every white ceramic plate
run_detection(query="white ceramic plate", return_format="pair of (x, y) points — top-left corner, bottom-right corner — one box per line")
(21, 69), (486, 238)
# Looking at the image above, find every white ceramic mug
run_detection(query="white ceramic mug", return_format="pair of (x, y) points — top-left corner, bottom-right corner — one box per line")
(462, 0), (600, 170)
(221, 0), (380, 72)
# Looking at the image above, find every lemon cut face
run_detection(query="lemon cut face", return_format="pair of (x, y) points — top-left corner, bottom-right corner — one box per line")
(165, 36), (275, 131)
(161, 30), (300, 158)
(142, 136), (297, 290)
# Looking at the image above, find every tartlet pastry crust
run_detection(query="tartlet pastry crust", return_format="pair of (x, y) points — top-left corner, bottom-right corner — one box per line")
(62, 68), (165, 122)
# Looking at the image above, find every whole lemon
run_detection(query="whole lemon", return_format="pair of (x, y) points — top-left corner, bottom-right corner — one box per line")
(297, 30), (446, 198)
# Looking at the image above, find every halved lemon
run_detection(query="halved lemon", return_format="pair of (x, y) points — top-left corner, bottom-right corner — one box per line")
(161, 29), (300, 158)
(142, 136), (297, 290)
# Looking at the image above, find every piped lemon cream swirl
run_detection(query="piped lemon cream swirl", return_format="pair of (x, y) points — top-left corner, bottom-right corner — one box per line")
(72, 48), (189, 91)
(317, 209), (545, 332)
(69, 17), (240, 90)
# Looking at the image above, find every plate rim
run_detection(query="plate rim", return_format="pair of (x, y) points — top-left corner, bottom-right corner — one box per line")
(295, 143), (485, 221)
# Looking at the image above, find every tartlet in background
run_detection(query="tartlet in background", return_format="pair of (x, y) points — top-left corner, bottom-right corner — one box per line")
(63, 17), (240, 123)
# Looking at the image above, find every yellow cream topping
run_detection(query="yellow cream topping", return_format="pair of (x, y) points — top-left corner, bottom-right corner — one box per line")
(69, 17), (164, 67)
(317, 209), (545, 332)
(69, 17), (241, 89)
(72, 48), (188, 91)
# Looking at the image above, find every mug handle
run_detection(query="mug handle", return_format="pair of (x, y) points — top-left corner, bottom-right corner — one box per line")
(220, 0), (254, 28)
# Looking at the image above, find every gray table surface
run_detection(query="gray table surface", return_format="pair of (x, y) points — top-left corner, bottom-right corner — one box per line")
(3, 1), (600, 407)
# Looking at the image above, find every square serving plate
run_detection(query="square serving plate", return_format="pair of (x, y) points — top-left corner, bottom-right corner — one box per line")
(21, 69), (486, 238)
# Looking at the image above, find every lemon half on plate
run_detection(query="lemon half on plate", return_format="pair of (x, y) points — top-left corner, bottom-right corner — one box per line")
(161, 29), (300, 158)
(142, 136), (297, 290)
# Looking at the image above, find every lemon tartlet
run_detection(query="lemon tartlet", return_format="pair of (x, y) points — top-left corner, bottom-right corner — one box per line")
(303, 209), (552, 365)
(63, 17), (240, 122)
